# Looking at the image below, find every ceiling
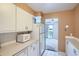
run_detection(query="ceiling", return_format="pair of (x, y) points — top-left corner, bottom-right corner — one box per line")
(27, 3), (78, 13)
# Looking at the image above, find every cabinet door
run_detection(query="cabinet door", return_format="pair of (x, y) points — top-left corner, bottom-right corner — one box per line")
(66, 41), (74, 56)
(27, 45), (33, 56)
(25, 13), (33, 31)
(66, 41), (79, 56)
(70, 44), (79, 56)
(0, 4), (16, 33)
(28, 41), (39, 56)
(28, 43), (37, 56)
(74, 48), (79, 56)
(23, 47), (28, 56)
(16, 7), (33, 32)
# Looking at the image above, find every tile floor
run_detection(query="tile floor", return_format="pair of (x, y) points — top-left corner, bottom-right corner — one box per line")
(42, 50), (65, 56)
(45, 38), (65, 56)
(46, 38), (58, 51)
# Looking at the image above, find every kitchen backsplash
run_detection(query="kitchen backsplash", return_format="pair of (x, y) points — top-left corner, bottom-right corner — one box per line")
(0, 33), (17, 44)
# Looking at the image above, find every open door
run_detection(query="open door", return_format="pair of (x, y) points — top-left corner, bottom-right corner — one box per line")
(45, 18), (58, 51)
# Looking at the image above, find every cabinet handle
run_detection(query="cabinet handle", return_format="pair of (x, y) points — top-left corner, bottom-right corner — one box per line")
(25, 26), (28, 30)
(33, 47), (35, 50)
(73, 49), (77, 55)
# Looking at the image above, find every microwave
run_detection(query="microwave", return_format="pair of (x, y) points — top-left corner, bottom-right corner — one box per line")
(17, 34), (31, 43)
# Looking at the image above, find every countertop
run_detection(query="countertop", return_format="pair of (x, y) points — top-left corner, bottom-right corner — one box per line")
(66, 36), (79, 50)
(0, 39), (38, 56)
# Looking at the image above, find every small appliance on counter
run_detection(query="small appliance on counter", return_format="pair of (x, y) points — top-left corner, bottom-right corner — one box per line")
(17, 34), (31, 43)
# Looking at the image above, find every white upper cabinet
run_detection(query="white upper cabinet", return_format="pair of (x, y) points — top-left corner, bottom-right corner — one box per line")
(0, 4), (16, 33)
(16, 7), (33, 32)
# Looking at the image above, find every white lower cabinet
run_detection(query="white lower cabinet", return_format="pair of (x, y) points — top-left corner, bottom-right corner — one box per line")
(28, 43), (37, 56)
(28, 41), (39, 56)
(66, 40), (79, 56)
(15, 41), (39, 56)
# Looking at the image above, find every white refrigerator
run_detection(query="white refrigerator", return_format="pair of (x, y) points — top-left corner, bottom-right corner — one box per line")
(33, 16), (45, 56)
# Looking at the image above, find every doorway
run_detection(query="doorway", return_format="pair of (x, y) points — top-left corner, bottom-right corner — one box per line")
(45, 18), (58, 51)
